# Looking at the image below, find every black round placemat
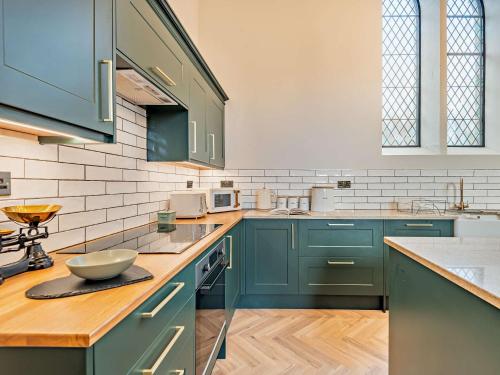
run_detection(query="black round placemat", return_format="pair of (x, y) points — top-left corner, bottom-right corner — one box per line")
(25, 265), (153, 299)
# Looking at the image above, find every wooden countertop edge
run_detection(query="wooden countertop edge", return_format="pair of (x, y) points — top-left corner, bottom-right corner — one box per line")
(0, 212), (244, 348)
(384, 238), (500, 310)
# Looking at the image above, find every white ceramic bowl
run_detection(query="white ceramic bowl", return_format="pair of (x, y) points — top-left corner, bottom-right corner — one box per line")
(66, 249), (138, 280)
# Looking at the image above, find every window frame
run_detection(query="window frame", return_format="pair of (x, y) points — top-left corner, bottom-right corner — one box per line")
(446, 0), (486, 148)
(381, 0), (422, 148)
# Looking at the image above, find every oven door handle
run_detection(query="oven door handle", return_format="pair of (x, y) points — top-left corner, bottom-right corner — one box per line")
(200, 262), (227, 292)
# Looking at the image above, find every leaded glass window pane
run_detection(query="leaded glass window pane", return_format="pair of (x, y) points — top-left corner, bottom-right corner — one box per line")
(447, 0), (485, 147)
(382, 0), (421, 147)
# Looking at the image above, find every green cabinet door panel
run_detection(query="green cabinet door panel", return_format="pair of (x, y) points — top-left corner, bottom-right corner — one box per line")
(225, 223), (242, 324)
(299, 256), (383, 295)
(94, 264), (194, 375)
(245, 220), (298, 295)
(383, 220), (454, 300)
(298, 220), (383, 258)
(116, 0), (189, 105)
(131, 296), (195, 375)
(189, 73), (209, 163)
(206, 95), (225, 168)
(389, 249), (500, 375)
(0, 0), (114, 136)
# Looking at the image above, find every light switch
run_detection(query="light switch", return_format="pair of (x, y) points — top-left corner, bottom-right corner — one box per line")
(0, 172), (11, 196)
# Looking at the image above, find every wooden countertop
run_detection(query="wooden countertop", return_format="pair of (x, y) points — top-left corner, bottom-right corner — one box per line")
(0, 211), (244, 348)
(385, 236), (500, 309)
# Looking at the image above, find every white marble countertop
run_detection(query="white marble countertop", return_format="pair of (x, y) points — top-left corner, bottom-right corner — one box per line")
(385, 236), (500, 309)
(243, 209), (459, 220)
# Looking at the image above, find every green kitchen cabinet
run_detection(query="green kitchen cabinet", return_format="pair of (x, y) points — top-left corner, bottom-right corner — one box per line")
(116, 0), (190, 105)
(225, 223), (242, 324)
(188, 72), (209, 163)
(245, 220), (298, 295)
(206, 94), (225, 168)
(0, 0), (115, 143)
(299, 256), (383, 295)
(298, 220), (384, 258)
(389, 248), (500, 375)
(383, 220), (454, 307)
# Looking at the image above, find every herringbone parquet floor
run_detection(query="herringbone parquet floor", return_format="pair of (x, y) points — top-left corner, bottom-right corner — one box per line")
(213, 309), (388, 375)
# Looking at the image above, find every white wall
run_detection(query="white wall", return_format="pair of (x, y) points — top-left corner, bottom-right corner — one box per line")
(196, 0), (500, 169)
(168, 0), (200, 44)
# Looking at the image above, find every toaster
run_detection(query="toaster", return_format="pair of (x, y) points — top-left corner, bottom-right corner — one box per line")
(169, 192), (208, 218)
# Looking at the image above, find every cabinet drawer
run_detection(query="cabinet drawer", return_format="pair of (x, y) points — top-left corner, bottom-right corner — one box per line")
(299, 257), (383, 295)
(116, 0), (189, 104)
(384, 220), (454, 237)
(132, 296), (195, 375)
(298, 220), (383, 257)
(94, 264), (194, 375)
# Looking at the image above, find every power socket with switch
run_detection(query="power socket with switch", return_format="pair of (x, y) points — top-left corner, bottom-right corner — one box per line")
(337, 180), (351, 189)
(221, 180), (234, 188)
(0, 172), (11, 196)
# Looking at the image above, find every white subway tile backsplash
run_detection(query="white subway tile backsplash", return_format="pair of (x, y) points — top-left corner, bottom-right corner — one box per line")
(107, 205), (138, 221)
(86, 166), (123, 181)
(0, 157), (24, 178)
(9, 179), (58, 199)
(59, 146), (105, 166)
(86, 220), (124, 241)
(106, 181), (137, 194)
(86, 194), (124, 210)
(59, 181), (105, 197)
(59, 209), (106, 231)
(106, 154), (137, 170)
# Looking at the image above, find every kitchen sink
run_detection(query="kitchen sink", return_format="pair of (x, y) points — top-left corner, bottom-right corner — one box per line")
(454, 212), (500, 237)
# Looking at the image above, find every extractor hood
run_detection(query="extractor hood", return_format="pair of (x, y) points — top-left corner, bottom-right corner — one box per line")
(116, 69), (178, 106)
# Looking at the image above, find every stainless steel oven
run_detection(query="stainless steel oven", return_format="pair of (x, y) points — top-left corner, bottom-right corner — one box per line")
(195, 239), (227, 375)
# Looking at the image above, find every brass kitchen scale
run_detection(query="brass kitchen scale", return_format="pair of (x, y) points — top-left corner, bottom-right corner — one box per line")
(0, 205), (61, 285)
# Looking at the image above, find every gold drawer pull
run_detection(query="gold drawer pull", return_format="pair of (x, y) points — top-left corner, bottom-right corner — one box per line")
(141, 282), (185, 319)
(328, 260), (355, 265)
(152, 66), (177, 86)
(328, 223), (354, 227)
(171, 371), (185, 375)
(141, 326), (185, 375)
(405, 223), (434, 228)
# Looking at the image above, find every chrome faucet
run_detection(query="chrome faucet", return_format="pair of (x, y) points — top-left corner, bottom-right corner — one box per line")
(454, 177), (469, 211)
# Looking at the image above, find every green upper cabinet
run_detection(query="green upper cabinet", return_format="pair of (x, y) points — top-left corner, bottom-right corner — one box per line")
(225, 223), (242, 324)
(188, 72), (209, 163)
(245, 220), (298, 295)
(0, 0), (115, 143)
(115, 0), (189, 106)
(206, 94), (225, 168)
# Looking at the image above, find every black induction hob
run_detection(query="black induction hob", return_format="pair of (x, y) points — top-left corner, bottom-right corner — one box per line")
(58, 223), (223, 255)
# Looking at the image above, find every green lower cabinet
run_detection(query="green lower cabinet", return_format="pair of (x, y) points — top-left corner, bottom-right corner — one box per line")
(299, 256), (383, 296)
(383, 220), (454, 306)
(131, 296), (195, 375)
(389, 248), (500, 375)
(225, 223), (242, 324)
(245, 220), (298, 295)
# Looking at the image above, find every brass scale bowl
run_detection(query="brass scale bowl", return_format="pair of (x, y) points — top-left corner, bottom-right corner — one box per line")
(0, 205), (62, 284)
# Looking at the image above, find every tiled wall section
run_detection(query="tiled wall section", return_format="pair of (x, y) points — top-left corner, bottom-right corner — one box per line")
(0, 97), (198, 254)
(200, 169), (500, 210)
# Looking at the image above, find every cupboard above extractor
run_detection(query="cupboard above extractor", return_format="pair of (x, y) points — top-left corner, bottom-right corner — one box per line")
(116, 0), (228, 169)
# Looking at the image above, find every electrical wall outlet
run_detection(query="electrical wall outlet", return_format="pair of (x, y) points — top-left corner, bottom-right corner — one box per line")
(186, 180), (194, 189)
(0, 172), (11, 196)
(221, 180), (234, 188)
(337, 180), (351, 189)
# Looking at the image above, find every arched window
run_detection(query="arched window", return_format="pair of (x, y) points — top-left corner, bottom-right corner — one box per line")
(447, 0), (485, 147)
(382, 0), (421, 147)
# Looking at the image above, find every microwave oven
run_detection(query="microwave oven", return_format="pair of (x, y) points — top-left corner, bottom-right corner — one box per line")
(202, 188), (241, 213)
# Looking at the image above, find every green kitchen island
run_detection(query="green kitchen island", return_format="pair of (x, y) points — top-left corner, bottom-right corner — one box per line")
(385, 236), (500, 375)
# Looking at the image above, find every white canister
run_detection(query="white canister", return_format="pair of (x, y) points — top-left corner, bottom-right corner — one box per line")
(299, 196), (310, 211)
(287, 196), (299, 209)
(311, 186), (336, 212)
(276, 196), (288, 209)
(256, 188), (275, 210)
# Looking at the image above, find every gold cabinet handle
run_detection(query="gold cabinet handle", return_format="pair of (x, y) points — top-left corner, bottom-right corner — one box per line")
(100, 59), (113, 122)
(171, 371), (185, 375)
(141, 326), (185, 375)
(291, 223), (295, 249)
(328, 223), (354, 227)
(226, 235), (233, 270)
(190, 121), (197, 153)
(152, 66), (176, 86)
(405, 223), (434, 227)
(141, 282), (185, 318)
(328, 260), (355, 265)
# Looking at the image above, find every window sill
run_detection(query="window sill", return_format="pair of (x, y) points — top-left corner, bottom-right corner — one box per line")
(446, 147), (500, 156)
(381, 147), (443, 156)
(382, 147), (500, 156)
